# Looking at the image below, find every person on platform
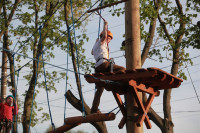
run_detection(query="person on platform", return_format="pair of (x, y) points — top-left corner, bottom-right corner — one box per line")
(91, 19), (125, 113)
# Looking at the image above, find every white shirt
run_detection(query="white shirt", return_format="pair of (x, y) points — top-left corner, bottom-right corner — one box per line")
(92, 39), (109, 68)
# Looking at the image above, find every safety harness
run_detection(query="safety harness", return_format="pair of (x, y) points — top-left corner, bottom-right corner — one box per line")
(96, 57), (115, 72)
(0, 119), (12, 130)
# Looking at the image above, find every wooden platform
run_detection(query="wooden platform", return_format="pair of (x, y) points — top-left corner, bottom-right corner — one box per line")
(84, 67), (183, 129)
(84, 67), (183, 93)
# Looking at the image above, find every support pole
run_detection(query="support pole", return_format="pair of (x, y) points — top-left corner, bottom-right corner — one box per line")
(125, 0), (143, 132)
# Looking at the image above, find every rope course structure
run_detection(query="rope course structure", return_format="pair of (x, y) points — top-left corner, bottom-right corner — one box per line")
(1, 0), (194, 133)
(85, 68), (183, 129)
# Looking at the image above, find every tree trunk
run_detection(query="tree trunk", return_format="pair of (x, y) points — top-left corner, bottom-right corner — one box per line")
(162, 48), (180, 133)
(1, 35), (8, 99)
(141, 17), (157, 66)
(2, 1), (19, 132)
(125, 0), (143, 132)
(22, 0), (50, 132)
(22, 75), (38, 133)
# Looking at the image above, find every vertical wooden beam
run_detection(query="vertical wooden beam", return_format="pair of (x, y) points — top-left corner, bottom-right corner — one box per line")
(125, 0), (143, 132)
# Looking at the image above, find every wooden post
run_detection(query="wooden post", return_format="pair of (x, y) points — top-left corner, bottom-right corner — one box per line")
(125, 0), (143, 132)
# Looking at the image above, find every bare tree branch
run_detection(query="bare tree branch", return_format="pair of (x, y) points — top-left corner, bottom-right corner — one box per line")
(157, 14), (174, 45)
(141, 0), (163, 66)
(141, 18), (157, 66)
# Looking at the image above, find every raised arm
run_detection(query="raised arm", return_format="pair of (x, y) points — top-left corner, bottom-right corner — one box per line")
(100, 20), (108, 43)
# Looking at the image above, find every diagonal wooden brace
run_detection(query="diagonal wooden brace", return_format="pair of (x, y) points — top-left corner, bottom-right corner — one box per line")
(129, 80), (160, 96)
(136, 93), (155, 129)
(112, 91), (127, 129)
(118, 116), (126, 129)
(129, 80), (159, 129)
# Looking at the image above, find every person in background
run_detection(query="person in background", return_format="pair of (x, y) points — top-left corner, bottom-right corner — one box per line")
(0, 95), (18, 133)
(91, 19), (125, 113)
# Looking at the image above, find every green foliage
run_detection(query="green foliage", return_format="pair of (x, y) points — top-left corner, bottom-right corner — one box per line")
(178, 69), (187, 80)
(187, 0), (200, 12)
(182, 24), (200, 49)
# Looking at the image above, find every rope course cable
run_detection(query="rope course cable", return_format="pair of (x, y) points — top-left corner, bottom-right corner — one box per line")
(11, 54), (18, 133)
(64, 24), (70, 121)
(69, 0), (86, 117)
(185, 62), (200, 104)
(106, 102), (125, 115)
(97, 0), (104, 38)
(41, 27), (56, 130)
